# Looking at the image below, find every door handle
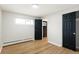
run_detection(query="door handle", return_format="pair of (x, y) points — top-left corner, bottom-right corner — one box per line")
(73, 33), (76, 35)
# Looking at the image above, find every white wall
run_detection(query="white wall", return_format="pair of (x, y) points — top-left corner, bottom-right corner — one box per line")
(76, 12), (79, 49)
(47, 6), (79, 47)
(2, 11), (35, 46)
(76, 18), (79, 49)
(0, 8), (2, 53)
(47, 12), (62, 46)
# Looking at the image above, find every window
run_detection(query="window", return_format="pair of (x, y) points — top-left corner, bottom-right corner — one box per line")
(15, 18), (34, 25)
(26, 19), (34, 25)
(30, 20), (34, 25)
(26, 20), (31, 24)
(16, 18), (25, 24)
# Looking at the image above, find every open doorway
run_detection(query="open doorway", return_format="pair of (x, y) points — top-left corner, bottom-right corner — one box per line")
(43, 21), (47, 38)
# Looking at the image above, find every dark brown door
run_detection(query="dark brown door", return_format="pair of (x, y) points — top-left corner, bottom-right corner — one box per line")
(43, 26), (47, 37)
(63, 12), (76, 50)
(43, 21), (47, 37)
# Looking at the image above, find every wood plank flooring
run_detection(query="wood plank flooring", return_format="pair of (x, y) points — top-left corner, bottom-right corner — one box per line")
(1, 38), (79, 54)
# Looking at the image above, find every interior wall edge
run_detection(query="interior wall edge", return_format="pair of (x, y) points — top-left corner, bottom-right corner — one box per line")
(48, 41), (62, 47)
(0, 8), (2, 53)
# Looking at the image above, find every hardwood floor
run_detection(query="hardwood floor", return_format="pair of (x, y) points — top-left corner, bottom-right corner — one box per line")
(1, 38), (79, 54)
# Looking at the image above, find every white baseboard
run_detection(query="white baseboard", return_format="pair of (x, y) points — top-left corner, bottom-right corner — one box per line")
(3, 38), (34, 46)
(76, 47), (79, 49)
(48, 41), (62, 47)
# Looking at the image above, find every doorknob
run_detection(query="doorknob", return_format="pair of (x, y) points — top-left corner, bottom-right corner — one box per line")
(73, 33), (76, 35)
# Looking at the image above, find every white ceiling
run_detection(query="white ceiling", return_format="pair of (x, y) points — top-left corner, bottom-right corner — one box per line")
(0, 4), (79, 17)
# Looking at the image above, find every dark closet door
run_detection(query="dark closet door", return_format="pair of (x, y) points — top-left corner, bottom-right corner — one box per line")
(35, 19), (42, 40)
(63, 12), (76, 50)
